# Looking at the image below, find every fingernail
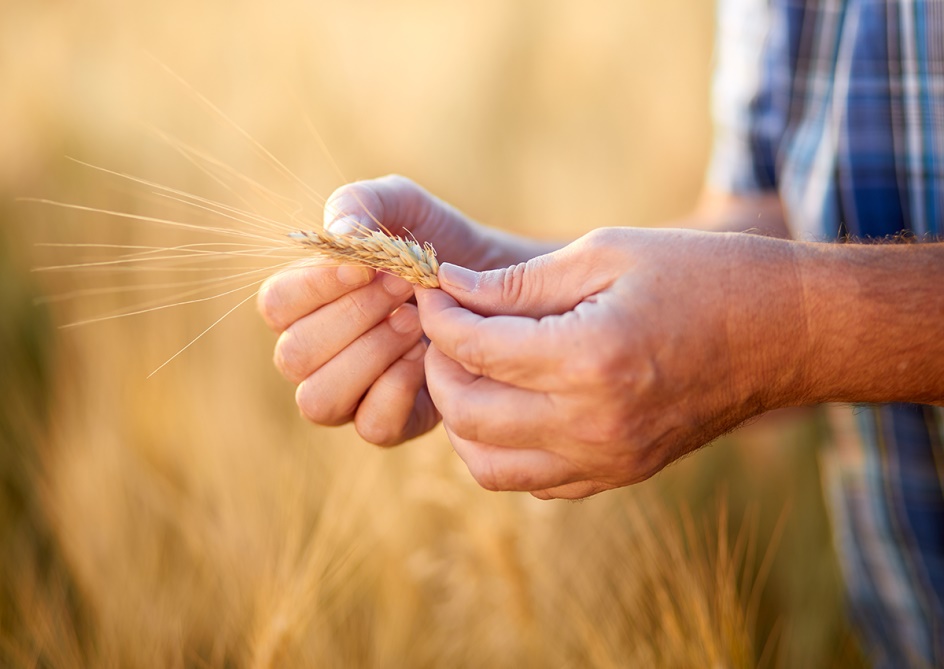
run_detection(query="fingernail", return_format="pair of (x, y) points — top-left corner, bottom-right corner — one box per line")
(388, 306), (420, 334)
(403, 340), (426, 361)
(440, 263), (477, 292)
(337, 265), (372, 286)
(382, 272), (413, 297)
(327, 216), (360, 236)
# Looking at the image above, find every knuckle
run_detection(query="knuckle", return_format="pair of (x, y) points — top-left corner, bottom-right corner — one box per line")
(324, 184), (360, 222)
(273, 328), (309, 384)
(329, 174), (418, 221)
(301, 268), (345, 307)
(442, 400), (479, 443)
(579, 227), (621, 254)
(568, 228), (626, 270)
(378, 175), (437, 227)
(590, 413), (631, 445)
(451, 335), (487, 377)
(355, 412), (404, 448)
(378, 174), (426, 210)
(467, 458), (534, 493)
(257, 277), (288, 331)
(562, 335), (621, 387)
(378, 173), (415, 191)
(498, 262), (530, 306)
(467, 457), (502, 492)
(326, 181), (383, 227)
(568, 399), (631, 447)
(503, 467), (543, 492)
(258, 268), (341, 333)
(295, 380), (351, 427)
(338, 290), (377, 329)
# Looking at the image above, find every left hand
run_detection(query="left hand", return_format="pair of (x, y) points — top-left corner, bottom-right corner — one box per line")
(257, 175), (553, 446)
(415, 227), (809, 500)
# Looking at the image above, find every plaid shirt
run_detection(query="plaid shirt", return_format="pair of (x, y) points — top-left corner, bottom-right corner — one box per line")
(709, 0), (944, 665)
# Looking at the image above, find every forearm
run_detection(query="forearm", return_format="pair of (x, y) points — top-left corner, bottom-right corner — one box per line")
(744, 239), (944, 409)
(796, 241), (944, 405)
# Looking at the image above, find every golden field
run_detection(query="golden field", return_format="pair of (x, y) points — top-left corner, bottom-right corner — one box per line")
(1, 0), (866, 666)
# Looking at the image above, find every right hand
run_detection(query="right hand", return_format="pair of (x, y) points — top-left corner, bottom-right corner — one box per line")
(256, 175), (548, 446)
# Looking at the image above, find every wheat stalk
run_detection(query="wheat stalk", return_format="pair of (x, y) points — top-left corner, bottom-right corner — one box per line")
(288, 228), (441, 288)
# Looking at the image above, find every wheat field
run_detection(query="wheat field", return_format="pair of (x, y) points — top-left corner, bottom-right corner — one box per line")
(1, 0), (867, 666)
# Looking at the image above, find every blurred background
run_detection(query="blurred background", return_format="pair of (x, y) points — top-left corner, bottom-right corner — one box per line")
(1, 0), (867, 666)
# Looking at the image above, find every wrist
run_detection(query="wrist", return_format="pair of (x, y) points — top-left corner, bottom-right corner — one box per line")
(722, 234), (814, 413)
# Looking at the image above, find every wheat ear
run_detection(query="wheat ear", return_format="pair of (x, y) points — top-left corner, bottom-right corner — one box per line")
(288, 228), (440, 288)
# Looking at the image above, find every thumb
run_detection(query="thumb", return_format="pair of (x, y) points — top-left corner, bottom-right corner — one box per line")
(323, 175), (412, 236)
(437, 243), (617, 318)
(323, 176), (500, 270)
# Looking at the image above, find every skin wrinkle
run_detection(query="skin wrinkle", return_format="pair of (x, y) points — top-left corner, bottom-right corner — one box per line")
(500, 261), (531, 310)
(340, 279), (380, 325)
(454, 233), (619, 318)
(353, 316), (404, 368)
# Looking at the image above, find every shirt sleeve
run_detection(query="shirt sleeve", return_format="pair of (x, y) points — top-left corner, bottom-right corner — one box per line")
(707, 0), (783, 194)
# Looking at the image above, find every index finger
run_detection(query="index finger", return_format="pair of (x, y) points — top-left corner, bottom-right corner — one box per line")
(416, 287), (577, 390)
(257, 262), (375, 333)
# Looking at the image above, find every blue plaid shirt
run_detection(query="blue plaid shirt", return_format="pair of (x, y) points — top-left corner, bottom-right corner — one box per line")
(710, 0), (944, 665)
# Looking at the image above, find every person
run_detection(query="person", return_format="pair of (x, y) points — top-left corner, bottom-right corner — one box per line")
(257, 0), (944, 665)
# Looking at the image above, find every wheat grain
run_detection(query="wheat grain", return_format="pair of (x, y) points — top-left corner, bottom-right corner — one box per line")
(288, 228), (440, 288)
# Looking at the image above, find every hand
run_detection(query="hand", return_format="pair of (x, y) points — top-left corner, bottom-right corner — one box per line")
(257, 175), (555, 445)
(416, 227), (808, 499)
